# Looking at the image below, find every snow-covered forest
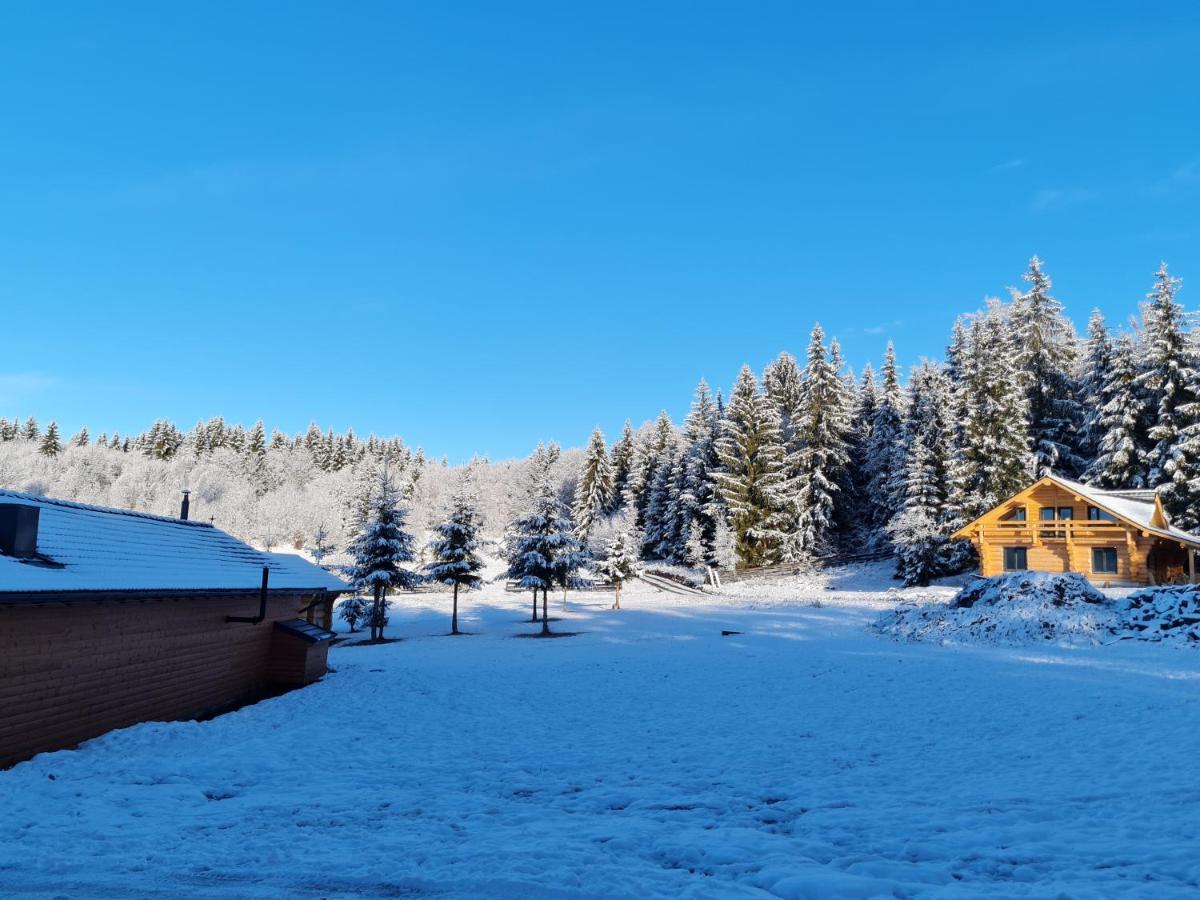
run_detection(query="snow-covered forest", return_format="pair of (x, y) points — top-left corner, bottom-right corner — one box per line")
(3, 257), (1197, 585)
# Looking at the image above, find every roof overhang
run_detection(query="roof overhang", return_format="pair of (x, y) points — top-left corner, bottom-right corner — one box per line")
(0, 586), (345, 605)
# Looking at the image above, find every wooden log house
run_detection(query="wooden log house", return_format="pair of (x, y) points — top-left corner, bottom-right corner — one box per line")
(0, 489), (347, 769)
(952, 474), (1200, 586)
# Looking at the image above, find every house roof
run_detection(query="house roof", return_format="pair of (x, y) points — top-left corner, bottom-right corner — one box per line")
(0, 489), (348, 598)
(952, 474), (1200, 548)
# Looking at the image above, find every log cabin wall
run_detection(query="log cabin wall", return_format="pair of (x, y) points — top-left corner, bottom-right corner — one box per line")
(968, 482), (1159, 584)
(0, 592), (318, 769)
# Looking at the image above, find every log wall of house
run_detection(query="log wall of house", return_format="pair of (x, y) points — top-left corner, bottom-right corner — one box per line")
(968, 483), (1162, 584)
(0, 593), (320, 769)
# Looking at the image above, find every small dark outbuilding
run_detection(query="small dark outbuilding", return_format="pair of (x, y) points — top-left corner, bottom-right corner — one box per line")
(0, 490), (346, 769)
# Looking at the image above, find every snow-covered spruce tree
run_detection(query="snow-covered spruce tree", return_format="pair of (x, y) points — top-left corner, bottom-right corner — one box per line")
(425, 478), (484, 635)
(1076, 309), (1113, 464)
(505, 444), (562, 626)
(679, 379), (724, 565)
(887, 363), (957, 586)
(571, 426), (613, 541)
(790, 324), (852, 560)
(1010, 257), (1084, 476)
(71, 427), (90, 448)
(623, 412), (675, 535)
(344, 467), (420, 641)
(38, 422), (62, 458)
(595, 528), (637, 609)
(22, 417), (39, 442)
(845, 364), (878, 547)
(306, 523), (335, 567)
(764, 352), (804, 448)
(607, 420), (636, 514)
(863, 343), (906, 542)
(1136, 265), (1200, 525)
(247, 420), (267, 459)
(1087, 334), (1147, 488)
(712, 365), (790, 568)
(953, 302), (1034, 518)
(1137, 264), (1200, 487)
(338, 595), (369, 633)
(641, 431), (682, 559)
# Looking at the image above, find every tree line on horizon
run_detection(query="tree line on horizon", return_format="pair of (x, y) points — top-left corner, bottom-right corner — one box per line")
(2, 256), (1197, 591)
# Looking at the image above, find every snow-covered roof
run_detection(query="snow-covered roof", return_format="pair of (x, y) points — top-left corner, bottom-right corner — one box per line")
(955, 474), (1200, 548)
(0, 489), (347, 598)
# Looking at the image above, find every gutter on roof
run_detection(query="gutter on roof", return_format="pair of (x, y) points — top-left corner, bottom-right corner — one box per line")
(225, 566), (270, 625)
(0, 586), (339, 605)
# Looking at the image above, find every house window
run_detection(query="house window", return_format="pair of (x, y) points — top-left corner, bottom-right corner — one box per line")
(1058, 507), (1074, 520)
(1004, 547), (1028, 571)
(1001, 506), (1027, 522)
(1087, 506), (1117, 522)
(1092, 547), (1118, 574)
(1039, 507), (1056, 521)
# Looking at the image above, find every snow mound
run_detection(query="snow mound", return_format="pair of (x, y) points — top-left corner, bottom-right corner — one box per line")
(1112, 586), (1200, 645)
(875, 572), (1114, 646)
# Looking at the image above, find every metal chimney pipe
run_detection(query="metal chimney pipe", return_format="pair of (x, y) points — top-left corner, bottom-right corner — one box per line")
(180, 489), (190, 521)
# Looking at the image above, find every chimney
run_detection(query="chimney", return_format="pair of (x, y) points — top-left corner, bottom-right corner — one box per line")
(180, 489), (191, 521)
(0, 504), (40, 558)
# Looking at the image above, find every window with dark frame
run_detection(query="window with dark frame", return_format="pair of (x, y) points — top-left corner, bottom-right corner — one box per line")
(1004, 547), (1028, 571)
(1087, 506), (1117, 521)
(1092, 547), (1118, 574)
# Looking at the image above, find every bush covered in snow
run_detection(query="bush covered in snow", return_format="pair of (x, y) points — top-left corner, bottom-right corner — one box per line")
(876, 572), (1114, 646)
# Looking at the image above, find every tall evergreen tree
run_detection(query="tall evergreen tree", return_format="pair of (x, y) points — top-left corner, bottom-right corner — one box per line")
(1087, 334), (1146, 488)
(954, 302), (1034, 518)
(571, 427), (613, 540)
(70, 426), (90, 448)
(39, 421), (62, 457)
(1077, 309), (1114, 463)
(426, 478), (484, 635)
(887, 364), (957, 586)
(345, 468), (420, 641)
(1010, 257), (1083, 475)
(712, 366), (790, 567)
(22, 417), (39, 441)
(790, 324), (852, 559)
(678, 379), (723, 564)
(863, 344), (906, 541)
(608, 420), (636, 513)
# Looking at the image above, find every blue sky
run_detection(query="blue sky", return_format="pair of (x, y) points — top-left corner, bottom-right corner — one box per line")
(1, 2), (1198, 461)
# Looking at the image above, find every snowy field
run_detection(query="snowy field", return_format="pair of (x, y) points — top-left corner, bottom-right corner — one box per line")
(3, 564), (1200, 898)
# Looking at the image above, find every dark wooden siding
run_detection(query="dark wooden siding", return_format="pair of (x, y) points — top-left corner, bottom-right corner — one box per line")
(0, 593), (323, 769)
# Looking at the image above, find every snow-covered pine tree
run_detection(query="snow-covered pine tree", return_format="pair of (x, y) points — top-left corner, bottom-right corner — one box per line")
(1086, 334), (1147, 488)
(953, 302), (1034, 518)
(679, 379), (724, 565)
(641, 432), (683, 559)
(595, 528), (637, 609)
(425, 477), (484, 635)
(790, 324), (852, 560)
(306, 523), (335, 567)
(1010, 257), (1084, 476)
(863, 343), (906, 543)
(712, 365), (790, 568)
(887, 363), (957, 586)
(337, 595), (369, 632)
(763, 352), (804, 447)
(623, 412), (675, 535)
(344, 467), (420, 641)
(71, 426), (90, 448)
(247, 420), (267, 458)
(845, 363), (878, 546)
(571, 426), (613, 541)
(1135, 264), (1200, 525)
(505, 444), (562, 625)
(608, 420), (636, 513)
(1076, 309), (1113, 464)
(22, 417), (39, 441)
(1137, 264), (1200, 487)
(39, 421), (62, 457)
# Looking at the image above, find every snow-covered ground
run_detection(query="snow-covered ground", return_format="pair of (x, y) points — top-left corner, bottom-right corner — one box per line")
(3, 564), (1200, 898)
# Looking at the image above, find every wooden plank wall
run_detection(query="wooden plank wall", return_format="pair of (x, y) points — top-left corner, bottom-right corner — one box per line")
(0, 593), (318, 769)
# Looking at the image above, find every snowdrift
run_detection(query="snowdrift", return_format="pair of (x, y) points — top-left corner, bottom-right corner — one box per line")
(1114, 586), (1200, 645)
(875, 572), (1114, 646)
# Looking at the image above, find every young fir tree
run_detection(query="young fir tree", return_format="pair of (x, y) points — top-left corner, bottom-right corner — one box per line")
(22, 417), (39, 441)
(571, 426), (614, 541)
(1010, 257), (1084, 476)
(678, 379), (724, 565)
(71, 426), (90, 448)
(1087, 334), (1147, 488)
(39, 421), (62, 457)
(506, 444), (562, 625)
(1138, 264), (1200, 488)
(344, 468), (420, 641)
(608, 420), (636, 514)
(338, 595), (369, 632)
(1076, 309), (1114, 464)
(306, 523), (335, 567)
(595, 528), (637, 609)
(791, 324), (852, 560)
(887, 363), (957, 586)
(953, 302), (1034, 518)
(863, 343), (906, 542)
(425, 479), (484, 635)
(712, 365), (790, 567)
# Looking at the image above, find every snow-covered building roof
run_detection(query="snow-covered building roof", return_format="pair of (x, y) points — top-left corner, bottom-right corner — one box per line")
(0, 489), (347, 598)
(953, 474), (1200, 548)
